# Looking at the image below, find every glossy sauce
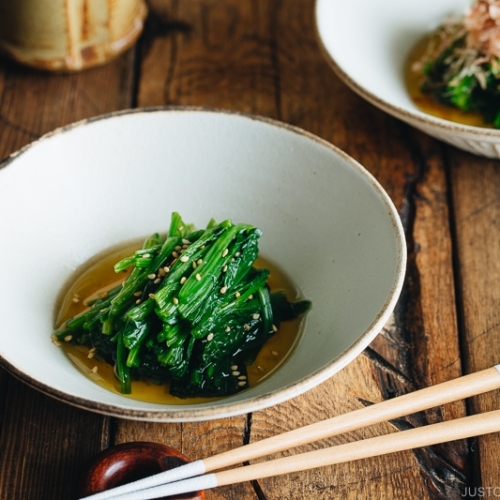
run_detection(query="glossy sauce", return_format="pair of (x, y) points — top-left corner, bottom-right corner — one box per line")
(405, 35), (492, 128)
(55, 242), (305, 405)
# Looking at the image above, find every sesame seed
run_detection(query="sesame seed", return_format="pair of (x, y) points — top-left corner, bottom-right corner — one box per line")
(225, 326), (231, 332)
(235, 292), (241, 298)
(158, 268), (166, 277)
(64, 335), (73, 342)
(272, 350), (279, 356)
(143, 253), (151, 258)
(148, 293), (156, 299)
(244, 324), (250, 331)
(52, 339), (62, 347)
(180, 276), (187, 284)
(182, 238), (191, 245)
(197, 259), (203, 265)
(222, 248), (229, 257)
(173, 297), (179, 305)
(201, 245), (205, 249)
(235, 252), (241, 257)
(182, 244), (189, 249)
(87, 351), (95, 359)
(154, 278), (161, 284)
(232, 371), (240, 376)
(238, 375), (247, 380)
(207, 333), (214, 341)
(222, 265), (228, 272)
(175, 245), (182, 251)
(237, 381), (246, 387)
(196, 273), (201, 281)
(92, 366), (98, 374)
(172, 251), (179, 258)
(180, 255), (189, 263)
(231, 365), (238, 371)
(257, 365), (264, 372)
(148, 273), (156, 279)
(89, 347), (96, 353)
(179, 226), (184, 231)
(252, 313), (260, 320)
(134, 291), (142, 297)
(220, 286), (227, 294)
(72, 295), (79, 303)
(272, 324), (278, 332)
(248, 294), (253, 300)
(135, 299), (142, 304)
(163, 266), (170, 273)
(192, 261), (197, 269)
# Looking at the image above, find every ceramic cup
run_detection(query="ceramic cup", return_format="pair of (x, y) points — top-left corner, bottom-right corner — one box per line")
(0, 0), (148, 72)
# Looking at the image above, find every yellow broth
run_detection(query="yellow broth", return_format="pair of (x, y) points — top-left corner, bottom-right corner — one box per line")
(55, 242), (305, 405)
(405, 35), (491, 128)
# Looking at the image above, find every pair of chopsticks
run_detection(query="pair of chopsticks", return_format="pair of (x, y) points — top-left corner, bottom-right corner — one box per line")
(80, 365), (500, 500)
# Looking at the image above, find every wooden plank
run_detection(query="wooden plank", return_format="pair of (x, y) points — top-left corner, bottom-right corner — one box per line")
(0, 51), (137, 498)
(448, 149), (500, 491)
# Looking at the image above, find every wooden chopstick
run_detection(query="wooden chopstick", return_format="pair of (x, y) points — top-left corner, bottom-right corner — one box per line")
(80, 365), (500, 500)
(113, 407), (500, 500)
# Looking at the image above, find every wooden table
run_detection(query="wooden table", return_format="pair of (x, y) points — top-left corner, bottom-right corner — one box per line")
(0, 1), (499, 498)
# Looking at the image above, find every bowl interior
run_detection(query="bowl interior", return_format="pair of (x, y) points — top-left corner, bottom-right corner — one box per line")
(315, 0), (471, 122)
(0, 108), (405, 421)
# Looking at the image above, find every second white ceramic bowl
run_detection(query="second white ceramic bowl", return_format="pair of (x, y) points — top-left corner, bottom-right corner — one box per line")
(315, 0), (500, 158)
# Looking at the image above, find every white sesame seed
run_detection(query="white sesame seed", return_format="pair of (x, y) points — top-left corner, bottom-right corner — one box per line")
(231, 365), (238, 371)
(154, 278), (161, 284)
(182, 238), (191, 245)
(244, 324), (250, 331)
(134, 291), (142, 297)
(87, 351), (95, 359)
(180, 276), (187, 284)
(235, 292), (241, 298)
(148, 273), (156, 279)
(237, 381), (246, 387)
(272, 350), (279, 356)
(92, 366), (98, 374)
(197, 259), (203, 265)
(173, 297), (179, 305)
(180, 255), (189, 263)
(52, 339), (62, 347)
(220, 286), (227, 294)
(72, 296), (80, 303)
(257, 365), (264, 372)
(222, 265), (228, 272)
(222, 248), (229, 257)
(225, 326), (231, 332)
(192, 261), (197, 269)
(232, 371), (240, 376)
(148, 293), (156, 299)
(158, 268), (166, 277)
(64, 335), (73, 342)
(235, 252), (241, 257)
(136, 299), (142, 304)
(272, 324), (278, 332)
(89, 347), (96, 353)
(252, 313), (260, 320)
(175, 245), (182, 251)
(143, 253), (151, 258)
(201, 245), (205, 249)
(248, 294), (253, 300)
(207, 333), (214, 341)
(196, 273), (201, 281)
(163, 266), (170, 273)
(172, 251), (179, 258)
(238, 375), (247, 380)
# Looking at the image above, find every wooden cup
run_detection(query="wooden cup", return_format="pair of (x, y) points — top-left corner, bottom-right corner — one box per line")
(0, 0), (148, 71)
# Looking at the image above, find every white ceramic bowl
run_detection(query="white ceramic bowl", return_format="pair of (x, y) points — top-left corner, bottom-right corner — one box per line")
(0, 108), (406, 421)
(315, 0), (500, 158)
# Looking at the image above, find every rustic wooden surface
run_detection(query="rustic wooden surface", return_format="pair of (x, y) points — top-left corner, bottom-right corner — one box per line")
(0, 0), (498, 498)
